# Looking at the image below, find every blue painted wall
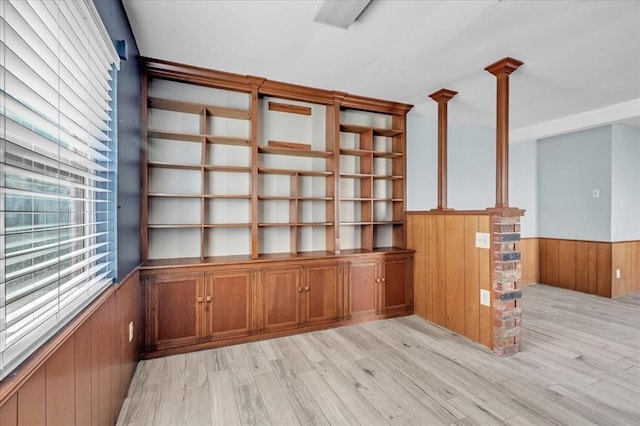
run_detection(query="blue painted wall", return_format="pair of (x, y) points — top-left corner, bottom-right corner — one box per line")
(611, 124), (640, 241)
(510, 140), (537, 238)
(406, 114), (495, 211)
(406, 115), (538, 237)
(94, 0), (142, 279)
(537, 126), (612, 241)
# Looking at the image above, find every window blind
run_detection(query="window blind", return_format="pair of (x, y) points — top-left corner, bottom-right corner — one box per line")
(0, 0), (120, 379)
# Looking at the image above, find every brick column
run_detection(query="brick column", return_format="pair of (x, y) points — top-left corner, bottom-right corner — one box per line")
(492, 213), (523, 356)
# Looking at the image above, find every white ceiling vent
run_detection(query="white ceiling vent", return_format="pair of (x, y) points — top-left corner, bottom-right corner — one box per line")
(313, 0), (372, 29)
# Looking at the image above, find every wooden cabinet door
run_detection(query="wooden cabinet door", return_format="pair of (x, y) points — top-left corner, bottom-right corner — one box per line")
(304, 263), (340, 326)
(146, 273), (204, 350)
(263, 266), (301, 332)
(208, 269), (253, 340)
(349, 259), (378, 318)
(382, 255), (412, 313)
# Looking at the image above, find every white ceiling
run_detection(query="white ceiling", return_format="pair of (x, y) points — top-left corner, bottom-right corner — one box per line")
(123, 0), (640, 139)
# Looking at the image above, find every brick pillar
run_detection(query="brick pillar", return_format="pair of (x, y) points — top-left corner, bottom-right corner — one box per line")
(492, 213), (523, 356)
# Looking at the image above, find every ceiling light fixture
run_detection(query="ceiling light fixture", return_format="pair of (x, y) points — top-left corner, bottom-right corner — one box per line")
(313, 0), (372, 29)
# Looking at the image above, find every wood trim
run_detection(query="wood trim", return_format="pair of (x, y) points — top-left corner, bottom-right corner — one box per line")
(268, 101), (312, 116)
(139, 248), (415, 274)
(539, 237), (640, 244)
(326, 100), (340, 254)
(250, 86), (260, 259)
(484, 57), (523, 209)
(140, 73), (149, 262)
(484, 57), (525, 76)
(428, 89), (457, 210)
(407, 208), (525, 217)
(340, 93), (413, 115)
(410, 209), (487, 216)
(259, 79), (335, 104)
(142, 57), (259, 92)
(0, 267), (142, 407)
(478, 215), (492, 349)
(267, 140), (312, 151)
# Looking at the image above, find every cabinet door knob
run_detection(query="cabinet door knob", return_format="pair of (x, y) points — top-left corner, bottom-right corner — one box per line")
(381, 277), (386, 283)
(298, 287), (303, 293)
(304, 286), (310, 292)
(197, 297), (204, 303)
(376, 278), (381, 284)
(206, 296), (212, 302)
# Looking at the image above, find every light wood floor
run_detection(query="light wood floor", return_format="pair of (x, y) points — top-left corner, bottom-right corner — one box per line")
(117, 284), (640, 425)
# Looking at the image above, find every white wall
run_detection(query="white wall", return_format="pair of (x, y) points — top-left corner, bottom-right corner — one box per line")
(611, 124), (640, 241)
(537, 126), (612, 241)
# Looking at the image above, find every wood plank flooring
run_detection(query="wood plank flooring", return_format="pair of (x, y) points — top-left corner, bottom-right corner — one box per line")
(118, 284), (640, 425)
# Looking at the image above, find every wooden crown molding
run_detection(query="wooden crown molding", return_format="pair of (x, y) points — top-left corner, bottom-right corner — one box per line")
(484, 57), (524, 76)
(258, 79), (335, 105)
(142, 57), (413, 115)
(142, 57), (257, 92)
(332, 91), (349, 104)
(428, 88), (458, 103)
(340, 93), (413, 115)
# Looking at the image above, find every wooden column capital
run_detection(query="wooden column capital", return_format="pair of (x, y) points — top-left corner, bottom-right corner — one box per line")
(429, 88), (458, 103)
(484, 57), (524, 76)
(485, 57), (523, 209)
(429, 88), (457, 211)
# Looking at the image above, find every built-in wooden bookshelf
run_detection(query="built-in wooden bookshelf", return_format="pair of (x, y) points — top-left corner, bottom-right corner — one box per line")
(338, 110), (407, 252)
(142, 59), (412, 263)
(140, 57), (414, 357)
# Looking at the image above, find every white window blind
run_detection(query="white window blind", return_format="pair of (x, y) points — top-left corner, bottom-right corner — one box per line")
(0, 0), (120, 379)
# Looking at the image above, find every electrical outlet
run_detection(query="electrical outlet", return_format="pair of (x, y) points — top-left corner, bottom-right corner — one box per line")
(129, 321), (134, 342)
(592, 189), (600, 198)
(480, 289), (491, 306)
(616, 269), (621, 279)
(475, 232), (490, 249)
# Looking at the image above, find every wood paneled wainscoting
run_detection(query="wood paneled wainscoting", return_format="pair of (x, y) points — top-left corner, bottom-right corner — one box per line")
(539, 238), (640, 298)
(407, 213), (493, 348)
(0, 269), (143, 426)
(408, 210), (525, 356)
(612, 241), (640, 297)
(520, 238), (539, 286)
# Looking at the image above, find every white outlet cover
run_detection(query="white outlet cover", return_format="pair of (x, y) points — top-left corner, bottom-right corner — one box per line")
(480, 289), (491, 306)
(616, 269), (621, 279)
(475, 232), (490, 249)
(129, 321), (134, 342)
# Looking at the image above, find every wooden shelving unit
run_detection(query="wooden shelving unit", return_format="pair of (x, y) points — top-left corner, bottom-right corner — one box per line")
(143, 73), (407, 263)
(139, 58), (415, 358)
(337, 110), (406, 252)
(143, 80), (254, 260)
(141, 58), (411, 262)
